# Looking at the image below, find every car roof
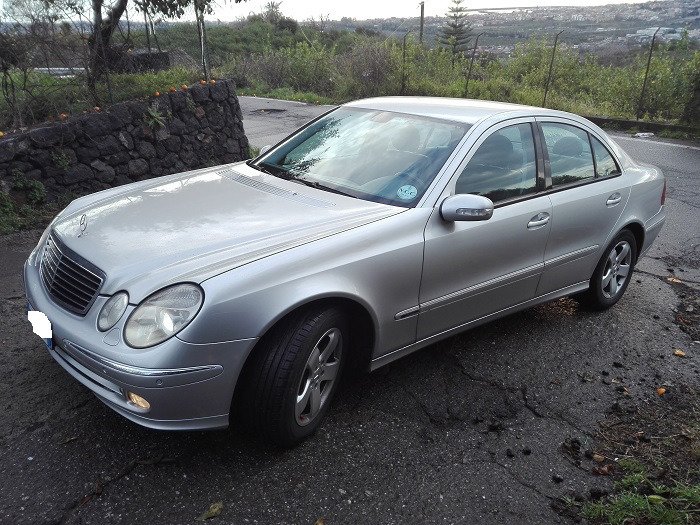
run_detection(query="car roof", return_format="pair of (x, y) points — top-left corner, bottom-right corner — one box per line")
(344, 96), (570, 125)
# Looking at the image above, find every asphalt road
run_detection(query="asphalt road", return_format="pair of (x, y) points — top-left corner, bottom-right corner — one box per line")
(0, 99), (698, 525)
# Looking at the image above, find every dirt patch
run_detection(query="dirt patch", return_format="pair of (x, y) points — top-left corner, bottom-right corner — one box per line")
(555, 384), (699, 524)
(669, 279), (700, 342)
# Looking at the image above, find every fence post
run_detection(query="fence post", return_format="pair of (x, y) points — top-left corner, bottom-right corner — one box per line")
(464, 32), (483, 98)
(637, 27), (660, 120)
(401, 31), (411, 94)
(543, 29), (564, 107)
(419, 2), (424, 45)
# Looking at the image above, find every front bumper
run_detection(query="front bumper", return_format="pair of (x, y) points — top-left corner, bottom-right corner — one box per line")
(24, 253), (258, 431)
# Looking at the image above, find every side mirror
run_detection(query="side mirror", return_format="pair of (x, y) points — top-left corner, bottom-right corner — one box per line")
(440, 194), (494, 222)
(259, 144), (272, 155)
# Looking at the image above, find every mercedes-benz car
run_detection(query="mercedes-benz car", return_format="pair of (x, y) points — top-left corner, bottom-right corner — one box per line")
(24, 97), (666, 446)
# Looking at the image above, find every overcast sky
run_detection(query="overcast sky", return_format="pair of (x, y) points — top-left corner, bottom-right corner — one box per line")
(212, 0), (648, 22)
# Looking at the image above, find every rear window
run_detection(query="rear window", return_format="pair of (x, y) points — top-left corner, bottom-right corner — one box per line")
(541, 123), (595, 186)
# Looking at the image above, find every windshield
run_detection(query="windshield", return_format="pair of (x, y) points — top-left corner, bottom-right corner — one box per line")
(252, 107), (470, 207)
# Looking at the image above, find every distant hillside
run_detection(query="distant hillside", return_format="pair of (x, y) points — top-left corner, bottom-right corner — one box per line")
(324, 0), (699, 59)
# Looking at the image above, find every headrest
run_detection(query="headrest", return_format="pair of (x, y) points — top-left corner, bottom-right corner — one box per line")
(391, 125), (420, 152)
(552, 136), (583, 157)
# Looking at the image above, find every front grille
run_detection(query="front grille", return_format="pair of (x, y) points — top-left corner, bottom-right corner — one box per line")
(40, 233), (104, 316)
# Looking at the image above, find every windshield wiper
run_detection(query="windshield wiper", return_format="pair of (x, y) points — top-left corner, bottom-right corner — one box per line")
(249, 161), (290, 178)
(288, 177), (358, 199)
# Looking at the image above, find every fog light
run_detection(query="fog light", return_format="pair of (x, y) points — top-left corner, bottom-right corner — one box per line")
(126, 391), (150, 410)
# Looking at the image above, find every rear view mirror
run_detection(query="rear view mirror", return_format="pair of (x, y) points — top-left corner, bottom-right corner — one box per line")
(440, 194), (494, 222)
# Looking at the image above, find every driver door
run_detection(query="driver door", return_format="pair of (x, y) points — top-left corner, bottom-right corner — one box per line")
(418, 118), (553, 339)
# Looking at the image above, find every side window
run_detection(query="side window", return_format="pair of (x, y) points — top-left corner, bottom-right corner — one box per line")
(591, 136), (621, 178)
(455, 123), (537, 202)
(541, 123), (595, 186)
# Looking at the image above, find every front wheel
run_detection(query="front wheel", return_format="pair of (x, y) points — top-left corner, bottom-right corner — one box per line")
(238, 306), (348, 447)
(578, 230), (637, 310)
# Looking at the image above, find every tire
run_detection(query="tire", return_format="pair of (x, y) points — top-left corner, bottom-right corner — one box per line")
(578, 229), (637, 310)
(238, 306), (348, 447)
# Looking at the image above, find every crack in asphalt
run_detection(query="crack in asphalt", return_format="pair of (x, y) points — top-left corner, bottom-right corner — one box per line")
(57, 455), (175, 525)
(636, 267), (700, 285)
(490, 459), (557, 502)
(57, 459), (140, 525)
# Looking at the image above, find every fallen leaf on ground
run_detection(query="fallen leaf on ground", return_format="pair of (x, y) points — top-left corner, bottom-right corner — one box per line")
(314, 519), (326, 525)
(592, 453), (605, 463)
(59, 436), (77, 445)
(667, 277), (682, 284)
(673, 349), (686, 357)
(197, 502), (223, 521)
(657, 387), (667, 396)
(647, 495), (666, 505)
(592, 464), (614, 476)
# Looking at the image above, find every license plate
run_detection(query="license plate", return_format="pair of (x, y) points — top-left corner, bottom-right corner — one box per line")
(27, 301), (54, 351)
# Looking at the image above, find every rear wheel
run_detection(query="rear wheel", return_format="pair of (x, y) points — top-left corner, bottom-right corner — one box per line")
(578, 230), (637, 310)
(238, 306), (347, 447)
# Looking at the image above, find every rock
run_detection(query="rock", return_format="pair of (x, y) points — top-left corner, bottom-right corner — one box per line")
(190, 83), (210, 103)
(149, 158), (164, 177)
(224, 138), (241, 155)
(97, 135), (123, 155)
(164, 136), (181, 153)
(104, 151), (131, 167)
(194, 106), (206, 119)
(154, 127), (169, 141)
(169, 91), (187, 111)
(210, 81), (228, 102)
(208, 110), (224, 129)
(137, 141), (157, 159)
(0, 138), (17, 162)
(118, 131), (134, 150)
(75, 146), (100, 164)
(128, 159), (149, 179)
(63, 163), (94, 185)
(169, 118), (186, 135)
(29, 124), (75, 147)
(180, 146), (197, 166)
(90, 160), (116, 183)
(79, 112), (122, 137)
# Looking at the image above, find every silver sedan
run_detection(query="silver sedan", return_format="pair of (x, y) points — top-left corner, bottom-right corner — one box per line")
(24, 97), (666, 446)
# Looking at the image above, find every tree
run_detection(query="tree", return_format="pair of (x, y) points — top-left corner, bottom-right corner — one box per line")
(81, 0), (247, 98)
(438, 0), (471, 67)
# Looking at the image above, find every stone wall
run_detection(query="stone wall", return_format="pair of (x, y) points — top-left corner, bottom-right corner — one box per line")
(0, 79), (249, 202)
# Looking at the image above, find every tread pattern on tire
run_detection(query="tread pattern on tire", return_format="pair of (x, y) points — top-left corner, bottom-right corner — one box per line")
(240, 306), (345, 446)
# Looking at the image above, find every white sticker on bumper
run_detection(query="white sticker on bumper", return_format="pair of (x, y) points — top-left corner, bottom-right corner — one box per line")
(28, 310), (52, 339)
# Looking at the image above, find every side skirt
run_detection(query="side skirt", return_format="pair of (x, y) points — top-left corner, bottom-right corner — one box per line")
(370, 280), (589, 371)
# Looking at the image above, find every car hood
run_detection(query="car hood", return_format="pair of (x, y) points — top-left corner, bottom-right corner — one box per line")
(51, 163), (404, 300)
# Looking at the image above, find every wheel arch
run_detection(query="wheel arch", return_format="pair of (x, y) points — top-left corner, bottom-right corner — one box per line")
(231, 295), (377, 408)
(620, 221), (645, 258)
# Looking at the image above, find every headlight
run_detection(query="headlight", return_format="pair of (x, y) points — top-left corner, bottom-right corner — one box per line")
(98, 292), (129, 332)
(124, 284), (203, 348)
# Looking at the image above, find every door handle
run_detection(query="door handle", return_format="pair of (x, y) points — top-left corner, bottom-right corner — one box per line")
(527, 212), (550, 229)
(606, 193), (622, 206)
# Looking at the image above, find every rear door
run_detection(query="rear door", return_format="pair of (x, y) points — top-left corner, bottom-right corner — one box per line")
(535, 119), (630, 295)
(418, 118), (552, 339)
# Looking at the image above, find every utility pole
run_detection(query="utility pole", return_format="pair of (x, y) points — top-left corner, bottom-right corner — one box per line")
(419, 2), (425, 45)
(464, 32), (483, 98)
(637, 27), (660, 120)
(542, 29), (564, 107)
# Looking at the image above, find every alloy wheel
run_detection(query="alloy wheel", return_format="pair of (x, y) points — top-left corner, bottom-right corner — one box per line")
(601, 240), (632, 299)
(295, 328), (342, 426)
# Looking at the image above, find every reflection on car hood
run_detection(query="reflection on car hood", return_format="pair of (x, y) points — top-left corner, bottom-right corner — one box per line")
(52, 163), (403, 299)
